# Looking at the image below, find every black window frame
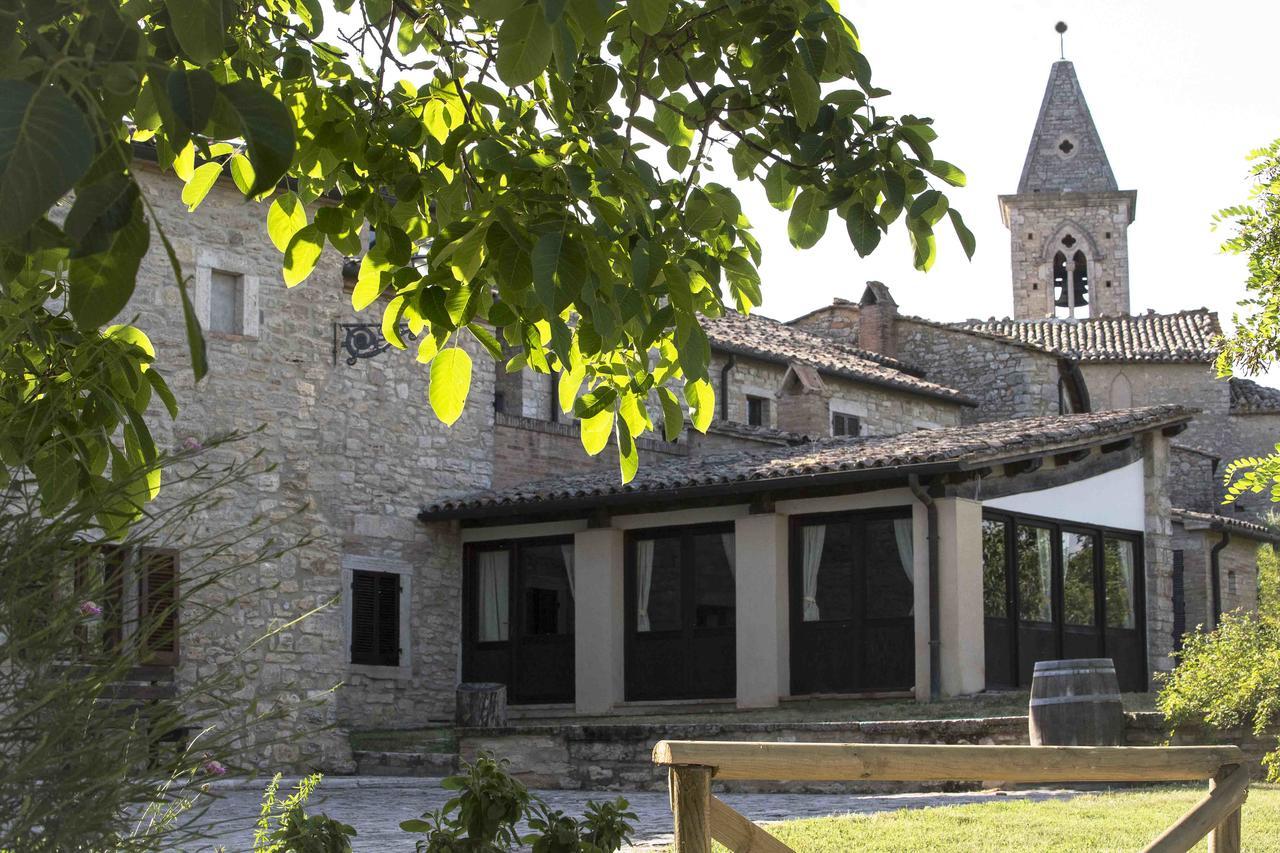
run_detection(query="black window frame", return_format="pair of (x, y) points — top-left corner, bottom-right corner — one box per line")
(746, 395), (769, 427)
(831, 412), (861, 437)
(350, 569), (401, 667)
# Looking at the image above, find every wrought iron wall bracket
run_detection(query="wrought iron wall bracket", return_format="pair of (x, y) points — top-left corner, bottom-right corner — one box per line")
(333, 322), (416, 366)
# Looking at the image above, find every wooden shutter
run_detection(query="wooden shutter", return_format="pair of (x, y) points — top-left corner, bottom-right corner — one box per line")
(137, 549), (179, 665)
(351, 570), (400, 667)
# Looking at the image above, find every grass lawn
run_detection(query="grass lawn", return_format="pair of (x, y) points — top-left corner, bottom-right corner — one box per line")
(705, 785), (1280, 852)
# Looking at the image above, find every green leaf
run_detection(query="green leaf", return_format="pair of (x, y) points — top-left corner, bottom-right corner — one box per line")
(0, 80), (93, 241)
(228, 154), (255, 195)
(532, 228), (565, 310)
(142, 194), (207, 381)
(429, 346), (473, 426)
(165, 67), (217, 134)
(467, 322), (504, 360)
(580, 407), (614, 456)
(763, 164), (795, 211)
(629, 0), (668, 35)
(163, 0), (228, 65)
(845, 204), (881, 257)
(948, 208), (976, 260)
(267, 192), (308, 252)
(909, 222), (937, 271)
(68, 196), (149, 329)
(283, 224), (323, 287)
(655, 95), (694, 148)
(31, 441), (79, 514)
(658, 387), (683, 442)
(787, 188), (828, 249)
(496, 4), (554, 87)
(221, 80), (296, 197)
(924, 159), (966, 187)
(908, 189), (948, 226)
(788, 69), (820, 129)
(181, 161), (222, 211)
(558, 363), (585, 413)
(615, 416), (639, 484)
(146, 369), (180, 418)
(542, 0), (569, 23)
(684, 377), (714, 432)
(64, 173), (138, 257)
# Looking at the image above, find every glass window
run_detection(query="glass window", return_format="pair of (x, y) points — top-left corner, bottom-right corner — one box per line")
(520, 543), (573, 636)
(1016, 525), (1053, 623)
(864, 518), (913, 618)
(1062, 531), (1096, 626)
(635, 535), (681, 632)
(747, 395), (768, 426)
(475, 549), (509, 642)
(807, 521), (854, 621)
(1103, 537), (1137, 629)
(691, 532), (735, 629)
(209, 270), (243, 334)
(832, 412), (860, 437)
(982, 519), (1008, 618)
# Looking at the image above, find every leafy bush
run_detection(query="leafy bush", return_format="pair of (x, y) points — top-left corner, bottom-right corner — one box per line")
(1157, 610), (1280, 780)
(253, 773), (356, 853)
(399, 755), (637, 852)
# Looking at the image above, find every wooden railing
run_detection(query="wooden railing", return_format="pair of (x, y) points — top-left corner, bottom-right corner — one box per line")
(652, 741), (1249, 853)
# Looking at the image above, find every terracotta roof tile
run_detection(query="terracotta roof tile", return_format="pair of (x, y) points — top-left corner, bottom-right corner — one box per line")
(952, 310), (1221, 363)
(422, 406), (1193, 518)
(1228, 377), (1280, 414)
(1172, 507), (1280, 544)
(703, 311), (975, 405)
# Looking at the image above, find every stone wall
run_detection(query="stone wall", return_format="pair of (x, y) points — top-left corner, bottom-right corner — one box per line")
(119, 167), (495, 769)
(1143, 432), (1177, 675)
(1225, 411), (1280, 518)
(492, 413), (686, 490)
(1219, 538), (1262, 615)
(1169, 446), (1219, 512)
(1083, 363), (1230, 456)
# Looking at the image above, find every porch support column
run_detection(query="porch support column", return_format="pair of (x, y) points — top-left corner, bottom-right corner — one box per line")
(935, 497), (985, 696)
(573, 527), (626, 714)
(734, 513), (789, 708)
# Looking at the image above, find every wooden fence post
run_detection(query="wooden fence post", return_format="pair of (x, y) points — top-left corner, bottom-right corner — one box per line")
(670, 764), (713, 853)
(1208, 764), (1242, 853)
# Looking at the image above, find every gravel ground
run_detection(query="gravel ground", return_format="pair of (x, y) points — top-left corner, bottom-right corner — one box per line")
(181, 777), (1081, 851)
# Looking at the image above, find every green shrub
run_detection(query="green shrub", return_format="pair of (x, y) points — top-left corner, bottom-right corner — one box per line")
(399, 755), (637, 852)
(253, 774), (356, 853)
(1157, 610), (1280, 780)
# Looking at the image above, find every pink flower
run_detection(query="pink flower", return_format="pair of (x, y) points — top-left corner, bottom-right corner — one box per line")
(181, 437), (203, 452)
(202, 759), (228, 777)
(79, 601), (103, 618)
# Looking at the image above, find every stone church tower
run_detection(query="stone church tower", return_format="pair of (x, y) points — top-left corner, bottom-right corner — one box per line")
(999, 60), (1137, 319)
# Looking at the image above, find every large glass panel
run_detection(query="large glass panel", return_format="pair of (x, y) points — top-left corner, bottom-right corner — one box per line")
(476, 549), (510, 642)
(692, 532), (735, 628)
(1016, 525), (1053, 623)
(1103, 537), (1137, 629)
(519, 543), (573, 636)
(982, 519), (1008, 618)
(636, 535), (681, 632)
(1062, 531), (1096, 626)
(808, 521), (854, 621)
(864, 519), (913, 618)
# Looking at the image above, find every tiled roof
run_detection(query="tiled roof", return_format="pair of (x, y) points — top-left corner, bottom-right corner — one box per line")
(1228, 377), (1280, 414)
(704, 419), (812, 446)
(422, 406), (1192, 519)
(952, 310), (1221, 363)
(703, 311), (974, 405)
(1172, 508), (1280, 545)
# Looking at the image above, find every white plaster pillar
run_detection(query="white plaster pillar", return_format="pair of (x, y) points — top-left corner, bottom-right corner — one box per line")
(573, 527), (626, 714)
(935, 497), (985, 696)
(733, 514), (790, 708)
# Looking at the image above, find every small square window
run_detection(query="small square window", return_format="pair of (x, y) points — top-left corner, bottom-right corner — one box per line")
(832, 412), (861, 437)
(209, 270), (243, 335)
(746, 395), (769, 427)
(350, 569), (401, 667)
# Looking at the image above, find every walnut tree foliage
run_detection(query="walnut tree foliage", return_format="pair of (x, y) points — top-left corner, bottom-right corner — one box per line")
(1, 0), (972, 493)
(1215, 138), (1280, 502)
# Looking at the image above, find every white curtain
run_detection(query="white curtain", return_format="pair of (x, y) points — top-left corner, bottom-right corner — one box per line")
(560, 544), (575, 598)
(801, 525), (826, 622)
(636, 539), (655, 632)
(477, 550), (509, 642)
(1034, 528), (1053, 622)
(1116, 540), (1135, 628)
(893, 518), (915, 615)
(720, 532), (736, 578)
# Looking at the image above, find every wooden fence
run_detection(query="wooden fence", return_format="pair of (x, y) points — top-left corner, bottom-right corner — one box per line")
(652, 741), (1249, 853)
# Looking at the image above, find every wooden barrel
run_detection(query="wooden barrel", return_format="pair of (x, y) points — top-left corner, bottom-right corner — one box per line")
(455, 682), (507, 728)
(1028, 658), (1124, 746)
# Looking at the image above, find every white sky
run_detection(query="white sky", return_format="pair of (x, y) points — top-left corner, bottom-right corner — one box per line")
(712, 0), (1280, 383)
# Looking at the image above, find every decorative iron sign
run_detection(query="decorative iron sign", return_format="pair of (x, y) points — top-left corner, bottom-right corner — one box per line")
(332, 323), (416, 366)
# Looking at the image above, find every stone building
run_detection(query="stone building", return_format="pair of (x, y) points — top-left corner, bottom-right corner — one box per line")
(93, 56), (1279, 772)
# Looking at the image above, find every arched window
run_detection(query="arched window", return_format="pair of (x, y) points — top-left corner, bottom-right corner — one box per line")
(1052, 239), (1090, 318)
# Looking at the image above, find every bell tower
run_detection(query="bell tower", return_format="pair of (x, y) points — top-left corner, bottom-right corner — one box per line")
(999, 50), (1136, 319)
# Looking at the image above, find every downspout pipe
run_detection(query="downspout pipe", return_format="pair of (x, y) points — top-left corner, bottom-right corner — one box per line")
(719, 354), (737, 421)
(1210, 530), (1230, 628)
(909, 474), (941, 702)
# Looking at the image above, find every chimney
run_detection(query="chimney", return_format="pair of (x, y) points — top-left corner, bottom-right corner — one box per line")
(858, 281), (899, 358)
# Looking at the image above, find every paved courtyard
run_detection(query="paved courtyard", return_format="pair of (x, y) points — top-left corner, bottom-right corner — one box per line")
(186, 777), (1080, 850)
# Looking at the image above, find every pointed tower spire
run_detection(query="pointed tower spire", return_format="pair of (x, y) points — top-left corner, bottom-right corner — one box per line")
(1016, 60), (1118, 194)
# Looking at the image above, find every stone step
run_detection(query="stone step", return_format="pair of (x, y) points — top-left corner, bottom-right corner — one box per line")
(353, 750), (458, 777)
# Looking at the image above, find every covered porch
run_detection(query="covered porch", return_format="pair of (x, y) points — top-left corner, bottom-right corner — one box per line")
(420, 406), (1190, 715)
